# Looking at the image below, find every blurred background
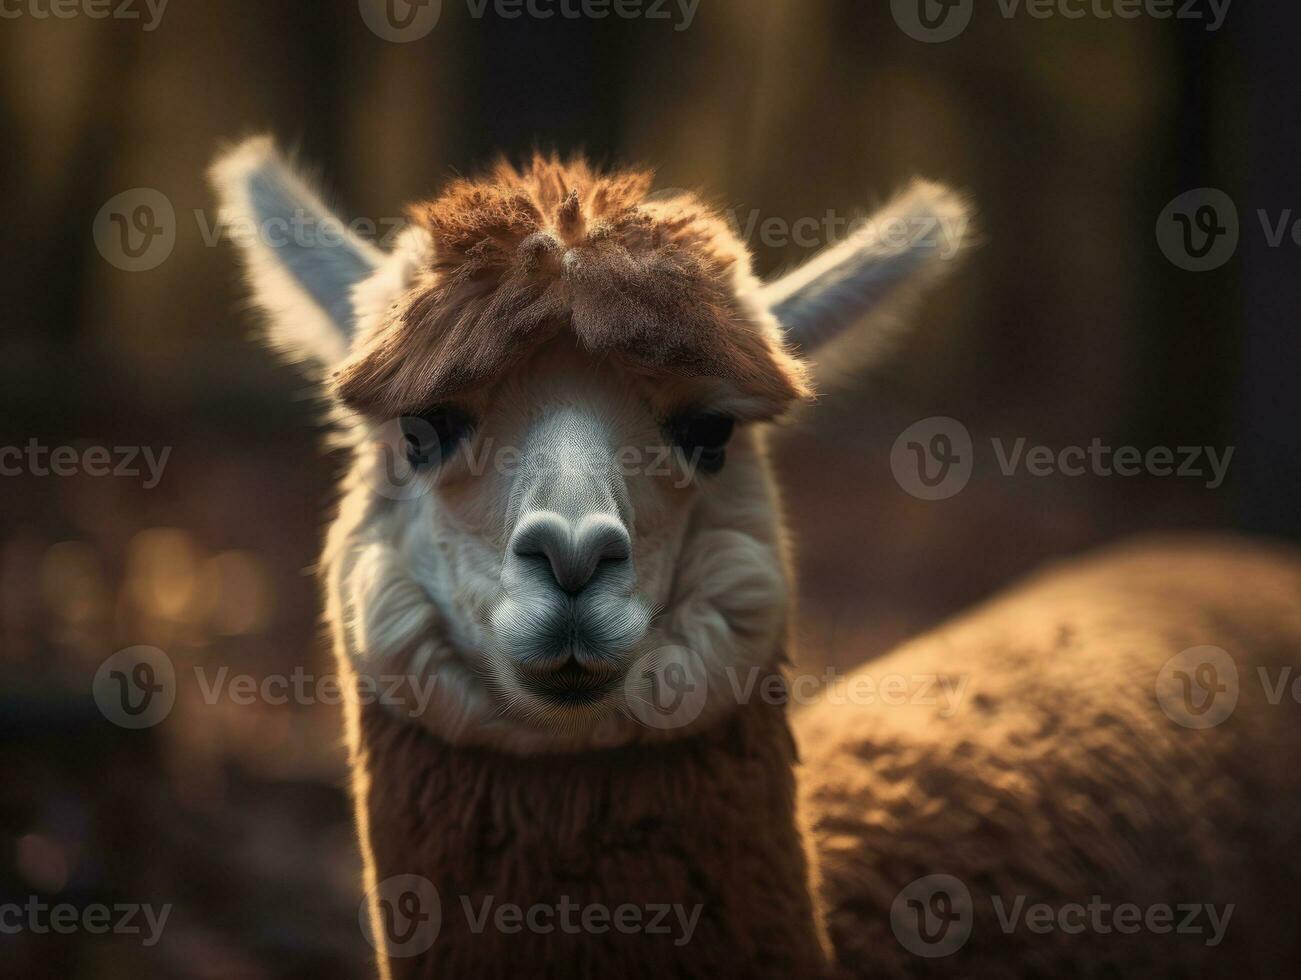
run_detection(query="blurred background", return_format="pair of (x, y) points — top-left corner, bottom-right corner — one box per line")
(2, 1), (1298, 976)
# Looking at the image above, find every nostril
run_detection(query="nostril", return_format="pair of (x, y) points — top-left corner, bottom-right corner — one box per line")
(578, 516), (632, 564)
(595, 532), (632, 564)
(509, 512), (632, 597)
(510, 512), (566, 560)
(568, 517), (632, 594)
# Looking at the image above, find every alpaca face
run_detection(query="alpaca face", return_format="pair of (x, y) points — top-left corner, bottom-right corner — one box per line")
(390, 333), (786, 729)
(332, 330), (792, 751)
(210, 139), (970, 753)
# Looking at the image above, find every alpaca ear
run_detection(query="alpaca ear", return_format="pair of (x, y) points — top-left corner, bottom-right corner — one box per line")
(209, 136), (384, 372)
(759, 180), (972, 376)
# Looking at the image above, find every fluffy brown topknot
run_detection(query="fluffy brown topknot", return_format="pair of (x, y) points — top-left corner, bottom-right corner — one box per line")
(334, 155), (811, 417)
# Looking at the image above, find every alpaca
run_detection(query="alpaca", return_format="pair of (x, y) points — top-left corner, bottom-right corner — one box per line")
(210, 139), (1301, 978)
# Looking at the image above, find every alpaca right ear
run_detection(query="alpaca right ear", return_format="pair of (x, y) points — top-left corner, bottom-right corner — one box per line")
(760, 180), (972, 380)
(209, 137), (384, 372)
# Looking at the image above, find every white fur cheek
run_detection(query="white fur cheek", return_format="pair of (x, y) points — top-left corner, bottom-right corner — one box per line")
(336, 536), (510, 741)
(628, 510), (689, 617)
(346, 541), (439, 668)
(423, 512), (504, 652)
(654, 528), (788, 714)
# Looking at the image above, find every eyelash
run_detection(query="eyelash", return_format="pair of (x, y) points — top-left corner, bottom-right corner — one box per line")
(667, 411), (736, 474)
(396, 408), (735, 475)
(399, 408), (475, 469)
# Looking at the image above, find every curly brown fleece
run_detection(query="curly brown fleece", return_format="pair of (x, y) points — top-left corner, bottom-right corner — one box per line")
(350, 669), (828, 979)
(799, 534), (1301, 978)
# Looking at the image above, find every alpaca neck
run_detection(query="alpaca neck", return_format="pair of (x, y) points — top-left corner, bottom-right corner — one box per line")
(348, 669), (829, 979)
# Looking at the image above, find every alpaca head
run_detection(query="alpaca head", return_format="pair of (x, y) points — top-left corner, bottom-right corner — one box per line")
(211, 139), (970, 753)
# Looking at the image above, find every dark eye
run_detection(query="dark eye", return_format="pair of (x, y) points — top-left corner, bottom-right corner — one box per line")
(399, 407), (474, 469)
(668, 412), (735, 474)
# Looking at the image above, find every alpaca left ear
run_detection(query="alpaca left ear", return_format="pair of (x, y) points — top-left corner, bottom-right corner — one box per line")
(760, 180), (972, 374)
(209, 136), (384, 372)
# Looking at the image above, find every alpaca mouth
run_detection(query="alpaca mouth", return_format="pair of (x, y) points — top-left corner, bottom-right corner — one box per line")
(515, 656), (622, 709)
(490, 592), (645, 717)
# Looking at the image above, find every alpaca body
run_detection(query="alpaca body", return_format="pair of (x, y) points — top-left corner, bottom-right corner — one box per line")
(800, 534), (1301, 977)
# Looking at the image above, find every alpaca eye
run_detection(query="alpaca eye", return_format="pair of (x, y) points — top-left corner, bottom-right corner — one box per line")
(669, 412), (735, 474)
(400, 408), (474, 469)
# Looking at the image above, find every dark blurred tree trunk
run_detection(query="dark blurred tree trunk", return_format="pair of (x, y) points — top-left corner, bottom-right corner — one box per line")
(456, 10), (631, 165)
(1238, 5), (1301, 540)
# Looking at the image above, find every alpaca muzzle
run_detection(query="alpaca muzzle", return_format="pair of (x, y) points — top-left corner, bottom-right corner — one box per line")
(489, 415), (651, 714)
(494, 509), (647, 702)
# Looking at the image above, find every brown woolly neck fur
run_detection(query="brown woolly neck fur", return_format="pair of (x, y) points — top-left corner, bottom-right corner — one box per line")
(345, 662), (830, 979)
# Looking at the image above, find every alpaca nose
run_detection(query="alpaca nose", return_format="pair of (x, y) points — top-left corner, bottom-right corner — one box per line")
(509, 511), (632, 596)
